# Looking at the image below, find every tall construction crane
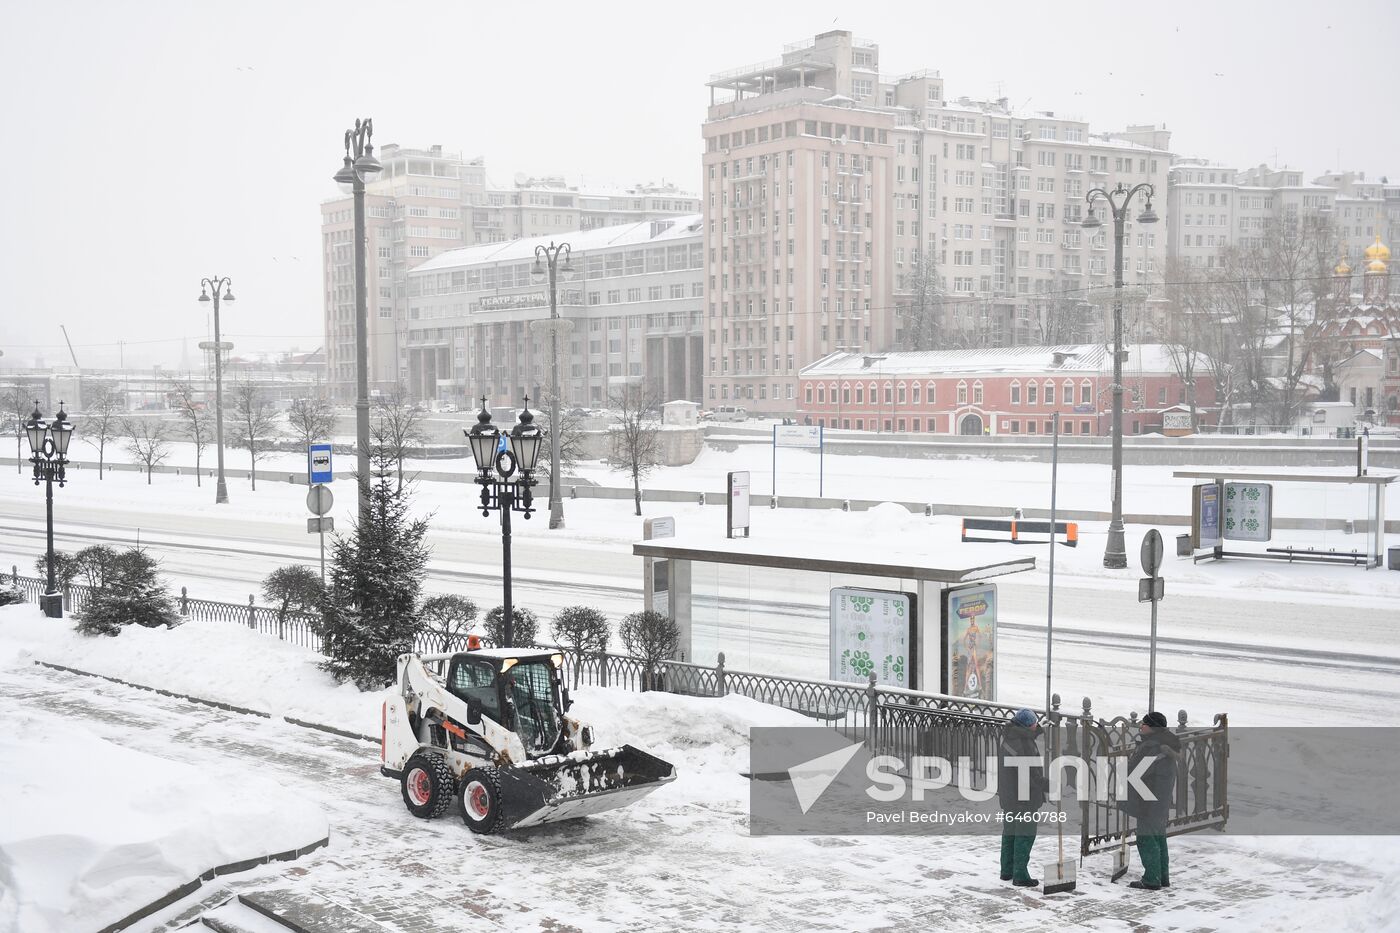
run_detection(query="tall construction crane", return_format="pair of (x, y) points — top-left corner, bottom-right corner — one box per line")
(60, 325), (81, 371)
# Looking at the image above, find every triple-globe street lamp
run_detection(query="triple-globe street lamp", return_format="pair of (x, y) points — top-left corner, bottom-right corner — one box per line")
(333, 118), (382, 525)
(465, 398), (545, 647)
(1081, 181), (1158, 569)
(197, 276), (235, 504)
(26, 403), (75, 618)
(529, 242), (576, 530)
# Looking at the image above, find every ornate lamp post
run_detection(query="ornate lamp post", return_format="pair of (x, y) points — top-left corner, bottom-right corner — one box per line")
(530, 242), (576, 530)
(1082, 182), (1158, 569)
(465, 397), (545, 646)
(26, 402), (75, 618)
(197, 276), (235, 503)
(333, 118), (383, 525)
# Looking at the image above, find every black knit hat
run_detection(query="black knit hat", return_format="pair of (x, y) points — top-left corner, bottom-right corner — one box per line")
(1143, 711), (1169, 729)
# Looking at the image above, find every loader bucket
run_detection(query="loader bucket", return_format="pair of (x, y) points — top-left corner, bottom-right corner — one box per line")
(500, 744), (676, 831)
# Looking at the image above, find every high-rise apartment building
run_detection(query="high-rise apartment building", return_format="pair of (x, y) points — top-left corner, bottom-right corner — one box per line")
(321, 144), (696, 402)
(702, 31), (1171, 413)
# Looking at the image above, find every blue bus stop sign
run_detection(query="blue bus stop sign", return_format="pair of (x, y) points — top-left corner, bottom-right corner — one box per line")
(308, 444), (334, 484)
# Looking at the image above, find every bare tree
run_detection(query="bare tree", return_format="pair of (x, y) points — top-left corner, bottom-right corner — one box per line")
(1032, 297), (1095, 346)
(371, 384), (429, 492)
(287, 395), (337, 452)
(0, 389), (29, 474)
(168, 379), (210, 486)
(80, 382), (123, 479)
(1162, 257), (1220, 422)
(606, 385), (662, 517)
(896, 254), (947, 350)
(533, 391), (586, 487)
(229, 380), (279, 491)
(1255, 214), (1338, 426)
(122, 417), (171, 484)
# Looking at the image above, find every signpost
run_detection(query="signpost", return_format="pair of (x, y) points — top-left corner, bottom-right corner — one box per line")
(1139, 528), (1165, 711)
(941, 583), (997, 700)
(771, 424), (824, 498)
(305, 483), (334, 582)
(829, 587), (916, 689)
(726, 471), (750, 539)
(308, 444), (334, 485)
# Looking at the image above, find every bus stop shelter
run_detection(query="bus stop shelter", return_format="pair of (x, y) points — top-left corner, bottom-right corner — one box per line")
(632, 529), (1034, 696)
(1173, 468), (1396, 569)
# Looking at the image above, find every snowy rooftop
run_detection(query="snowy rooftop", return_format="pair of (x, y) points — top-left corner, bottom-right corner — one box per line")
(412, 215), (703, 273)
(798, 344), (1188, 378)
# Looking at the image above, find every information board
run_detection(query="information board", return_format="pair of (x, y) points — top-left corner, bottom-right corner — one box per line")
(727, 471), (750, 538)
(941, 583), (998, 701)
(1223, 482), (1273, 542)
(773, 425), (822, 448)
(829, 587), (916, 689)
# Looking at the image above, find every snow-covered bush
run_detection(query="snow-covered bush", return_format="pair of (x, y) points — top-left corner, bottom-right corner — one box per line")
(619, 610), (679, 692)
(419, 594), (479, 653)
(483, 605), (539, 648)
(551, 606), (609, 688)
(75, 548), (179, 637)
(0, 583), (25, 607)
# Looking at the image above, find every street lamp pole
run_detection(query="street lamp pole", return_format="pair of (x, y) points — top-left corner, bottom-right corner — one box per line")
(531, 242), (575, 530)
(1082, 182), (1157, 569)
(334, 118), (383, 525)
(198, 277), (235, 503)
(26, 402), (74, 618)
(465, 397), (545, 647)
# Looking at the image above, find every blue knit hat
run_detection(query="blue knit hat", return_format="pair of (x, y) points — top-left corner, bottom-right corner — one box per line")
(1012, 708), (1036, 727)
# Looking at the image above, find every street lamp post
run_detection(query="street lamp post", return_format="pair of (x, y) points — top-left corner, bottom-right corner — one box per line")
(530, 242), (575, 530)
(465, 397), (545, 647)
(26, 402), (74, 618)
(1082, 182), (1157, 569)
(197, 277), (235, 503)
(333, 118), (383, 525)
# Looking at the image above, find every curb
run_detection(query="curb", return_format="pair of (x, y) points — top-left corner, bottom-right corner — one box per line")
(93, 838), (330, 933)
(32, 660), (380, 744)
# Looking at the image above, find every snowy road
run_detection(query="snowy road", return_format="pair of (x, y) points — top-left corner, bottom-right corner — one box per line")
(3, 498), (1397, 728)
(2, 662), (1385, 933)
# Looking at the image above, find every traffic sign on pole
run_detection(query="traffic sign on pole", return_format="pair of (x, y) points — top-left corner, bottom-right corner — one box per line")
(1140, 528), (1164, 576)
(308, 444), (334, 485)
(306, 485), (334, 516)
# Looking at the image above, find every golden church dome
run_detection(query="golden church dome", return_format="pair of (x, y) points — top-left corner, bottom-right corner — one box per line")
(1363, 234), (1390, 263)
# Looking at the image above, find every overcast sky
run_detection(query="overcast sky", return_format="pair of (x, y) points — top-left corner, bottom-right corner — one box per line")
(2, 0), (1395, 371)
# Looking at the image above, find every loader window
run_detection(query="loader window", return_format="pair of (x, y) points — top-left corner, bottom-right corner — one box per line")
(449, 659), (502, 724)
(505, 661), (561, 755)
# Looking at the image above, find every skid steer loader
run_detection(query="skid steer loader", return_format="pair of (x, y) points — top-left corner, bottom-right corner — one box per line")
(380, 647), (676, 834)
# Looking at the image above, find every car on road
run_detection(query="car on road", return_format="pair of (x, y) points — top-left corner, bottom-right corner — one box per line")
(707, 405), (748, 422)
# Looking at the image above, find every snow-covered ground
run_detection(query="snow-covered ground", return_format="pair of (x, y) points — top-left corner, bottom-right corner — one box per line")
(1, 607), (1397, 932)
(0, 613), (328, 933)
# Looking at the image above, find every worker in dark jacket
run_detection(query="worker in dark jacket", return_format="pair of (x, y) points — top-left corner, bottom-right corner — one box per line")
(998, 708), (1048, 887)
(1124, 711), (1181, 890)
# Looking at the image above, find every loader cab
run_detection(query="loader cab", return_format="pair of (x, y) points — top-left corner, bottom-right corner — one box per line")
(446, 649), (568, 757)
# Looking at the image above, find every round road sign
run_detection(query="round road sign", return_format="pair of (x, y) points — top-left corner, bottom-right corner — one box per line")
(1140, 528), (1164, 576)
(306, 484), (334, 516)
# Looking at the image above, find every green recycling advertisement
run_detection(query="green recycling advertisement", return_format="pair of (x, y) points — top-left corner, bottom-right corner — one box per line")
(829, 588), (916, 689)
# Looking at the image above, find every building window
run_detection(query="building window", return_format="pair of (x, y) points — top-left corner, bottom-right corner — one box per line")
(957, 381), (968, 405)
(1010, 381), (1021, 405)
(1010, 420), (1020, 434)
(1027, 383), (1038, 405)
(1044, 381), (1055, 405)
(1080, 380), (1092, 404)
(973, 381), (983, 404)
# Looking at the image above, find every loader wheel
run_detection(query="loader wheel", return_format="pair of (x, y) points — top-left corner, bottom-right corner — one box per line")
(459, 766), (504, 834)
(401, 752), (456, 819)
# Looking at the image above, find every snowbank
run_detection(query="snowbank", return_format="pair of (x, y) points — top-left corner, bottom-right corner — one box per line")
(0, 707), (327, 933)
(0, 606), (385, 736)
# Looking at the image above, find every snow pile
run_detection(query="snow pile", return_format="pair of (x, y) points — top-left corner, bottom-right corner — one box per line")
(0, 606), (385, 736)
(571, 687), (811, 815)
(0, 706), (327, 933)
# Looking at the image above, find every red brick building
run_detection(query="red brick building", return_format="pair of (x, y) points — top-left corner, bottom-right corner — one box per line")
(795, 344), (1217, 436)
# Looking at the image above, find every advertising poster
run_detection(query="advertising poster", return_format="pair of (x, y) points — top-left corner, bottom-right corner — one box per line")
(1193, 483), (1221, 549)
(942, 583), (997, 701)
(727, 470), (750, 538)
(1224, 482), (1273, 542)
(829, 588), (916, 689)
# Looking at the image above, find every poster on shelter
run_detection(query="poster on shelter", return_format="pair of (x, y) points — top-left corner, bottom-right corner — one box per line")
(942, 583), (997, 701)
(1224, 482), (1273, 542)
(829, 588), (915, 689)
